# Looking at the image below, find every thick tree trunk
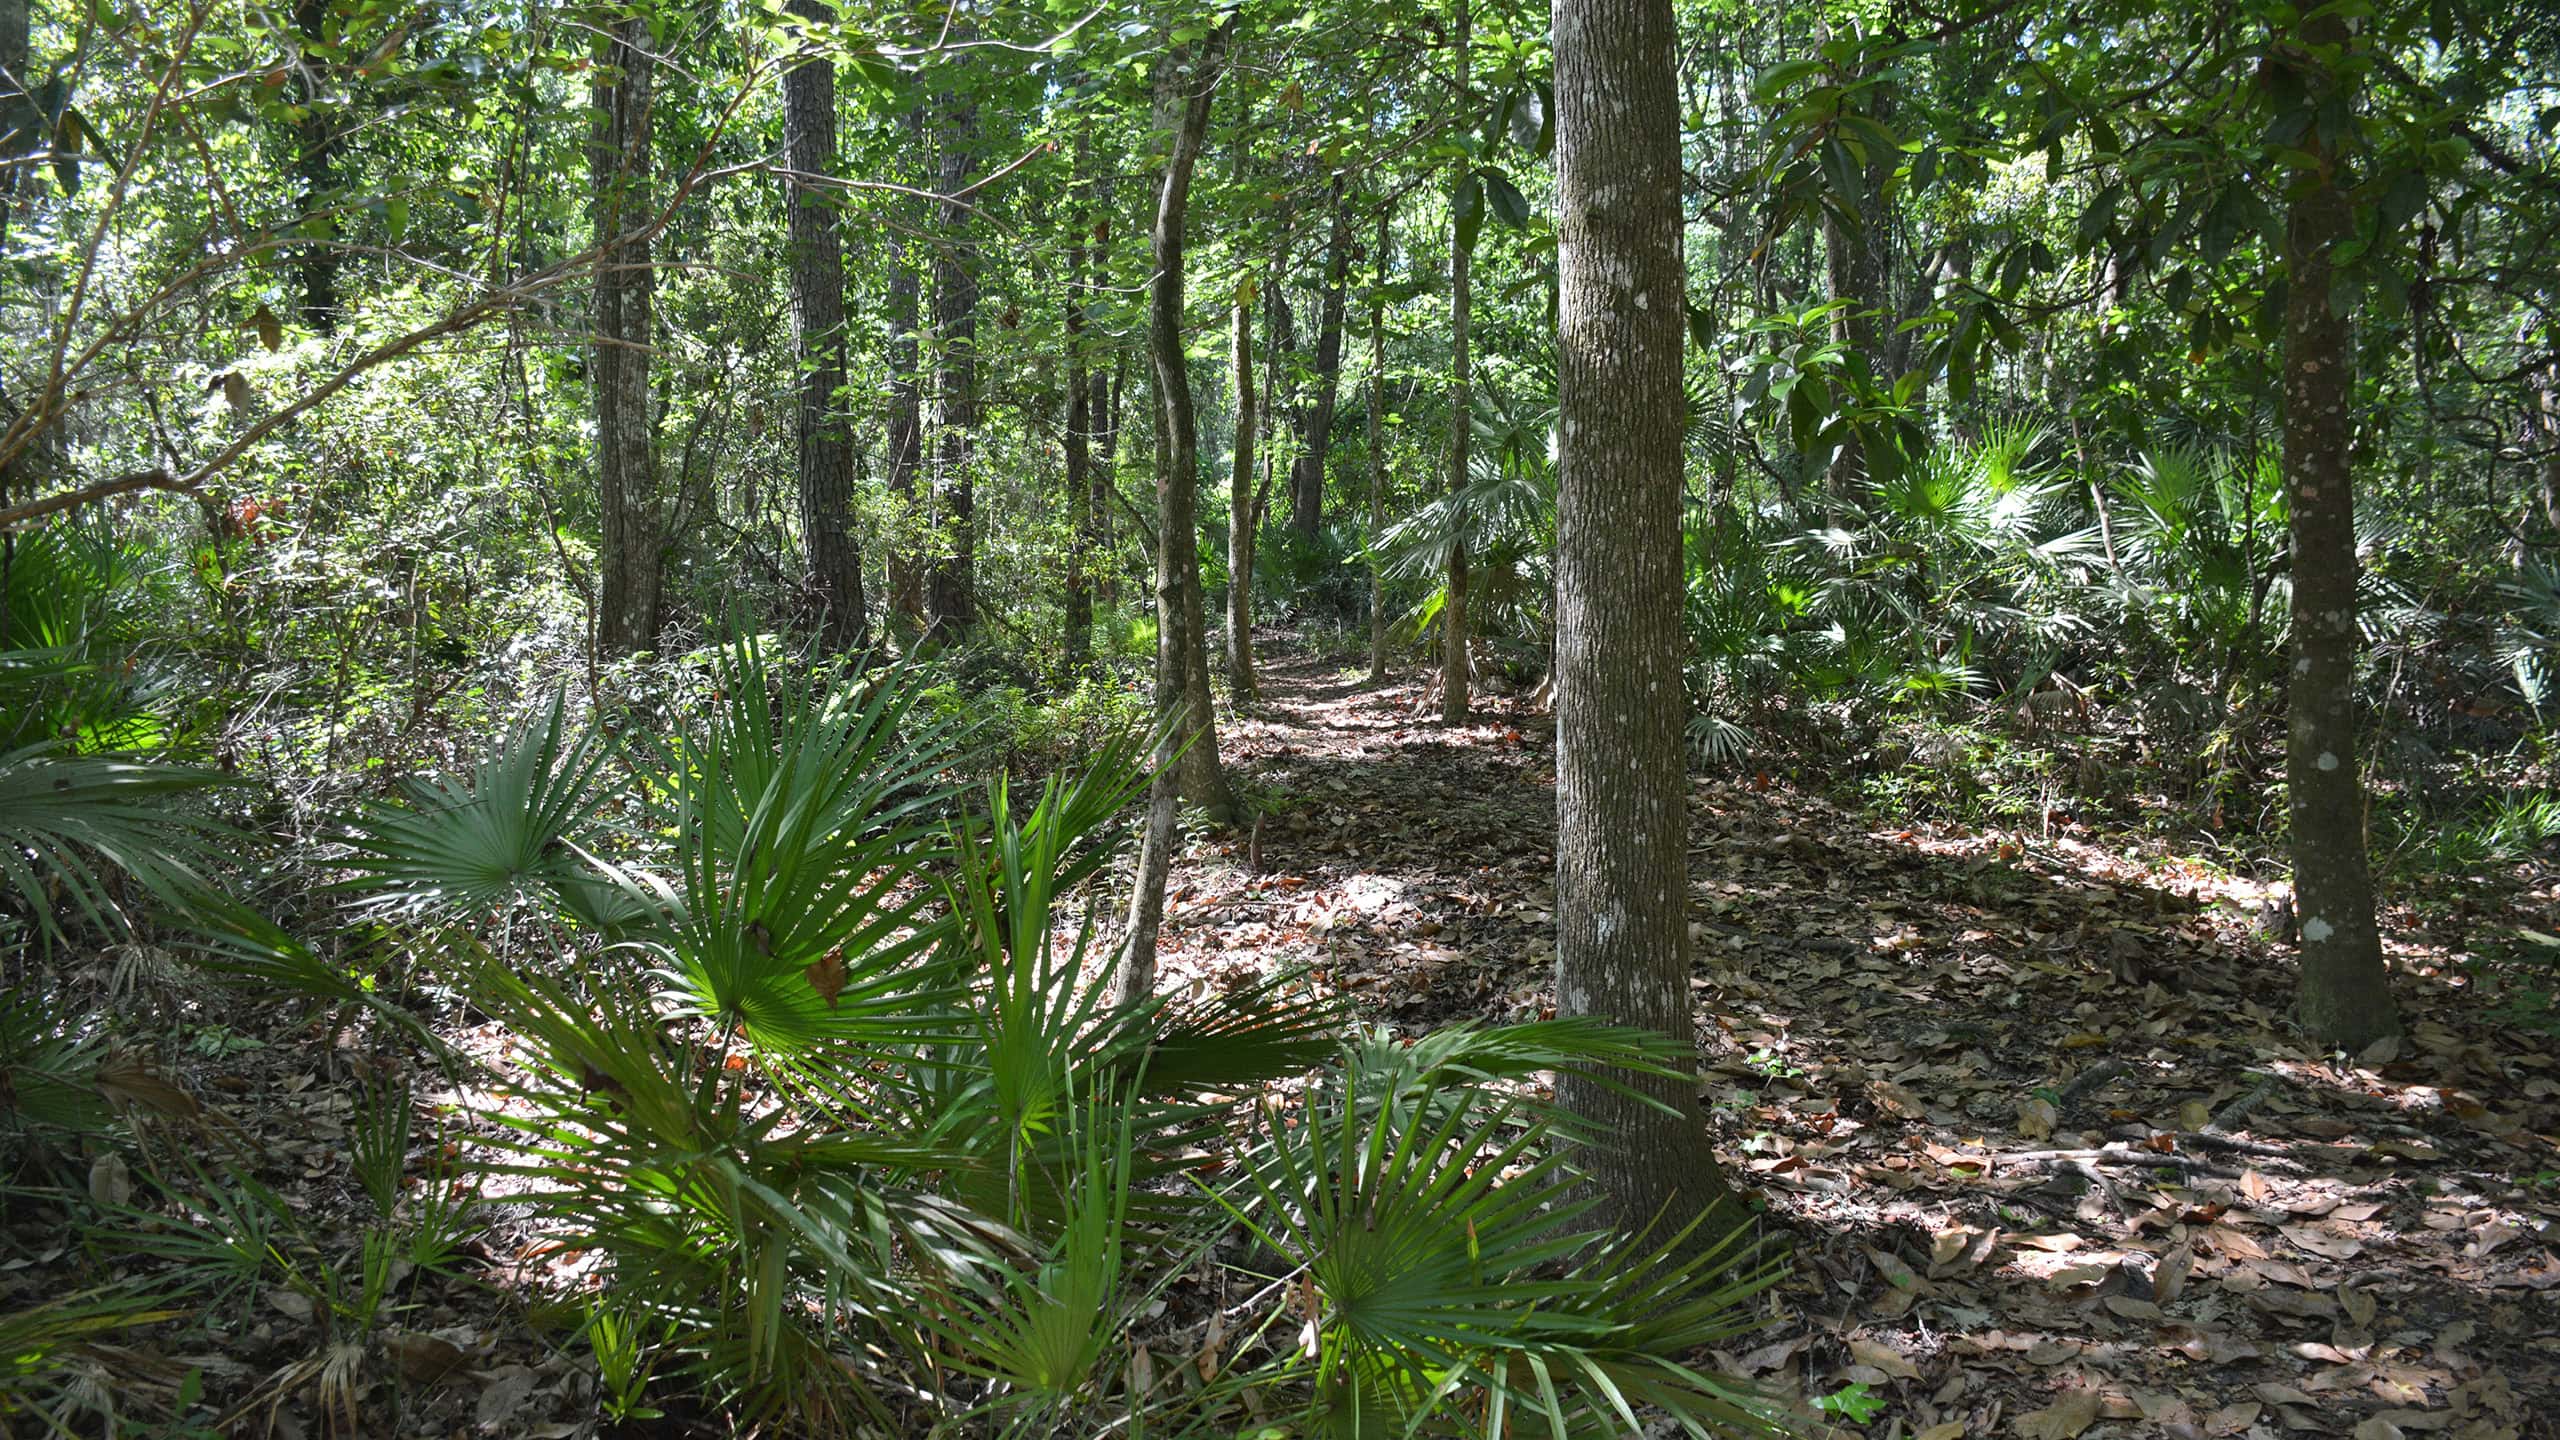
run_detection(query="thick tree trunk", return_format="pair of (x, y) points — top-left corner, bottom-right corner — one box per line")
(1064, 133), (1095, 674)
(591, 14), (661, 658)
(1228, 266), (1260, 702)
(2280, 14), (2398, 1051)
(1551, 0), (1741, 1242)
(1290, 181), (1354, 541)
(925, 86), (979, 645)
(292, 0), (341, 332)
(783, 0), (865, 653)
(884, 113), (927, 629)
(1122, 21), (1236, 1007)
(1440, 0), (1473, 724)
(1366, 207), (1391, 686)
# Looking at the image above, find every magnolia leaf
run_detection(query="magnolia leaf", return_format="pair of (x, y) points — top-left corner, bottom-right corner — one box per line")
(252, 305), (283, 352)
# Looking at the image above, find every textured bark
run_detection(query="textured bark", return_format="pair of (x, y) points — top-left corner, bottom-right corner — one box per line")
(1064, 132), (1095, 674)
(884, 111), (926, 628)
(2280, 13), (2398, 1050)
(590, 14), (661, 657)
(1228, 264), (1260, 702)
(1551, 0), (1741, 1242)
(1439, 0), (1473, 724)
(783, 0), (865, 653)
(1289, 182), (1354, 540)
(925, 86), (979, 645)
(292, 0), (341, 332)
(1122, 22), (1236, 1006)
(1366, 207), (1391, 686)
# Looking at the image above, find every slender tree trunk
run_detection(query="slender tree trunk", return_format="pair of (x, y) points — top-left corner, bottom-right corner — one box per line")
(1440, 0), (1473, 724)
(591, 13), (661, 657)
(1096, 354), (1124, 607)
(1228, 262), (1260, 702)
(1122, 20), (1236, 1007)
(926, 85), (979, 644)
(1551, 0), (1741, 1242)
(2280, 12), (2398, 1050)
(1366, 207), (1392, 686)
(1820, 35), (1892, 504)
(1064, 131), (1095, 674)
(1290, 180), (1354, 542)
(1264, 279), (1295, 520)
(783, 0), (865, 652)
(885, 112), (927, 629)
(291, 0), (341, 332)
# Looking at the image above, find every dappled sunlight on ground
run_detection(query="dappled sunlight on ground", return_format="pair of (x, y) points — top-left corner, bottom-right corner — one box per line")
(1136, 639), (2560, 1440)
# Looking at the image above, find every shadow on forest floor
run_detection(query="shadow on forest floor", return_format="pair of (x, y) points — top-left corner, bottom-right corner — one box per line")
(1144, 641), (2560, 1440)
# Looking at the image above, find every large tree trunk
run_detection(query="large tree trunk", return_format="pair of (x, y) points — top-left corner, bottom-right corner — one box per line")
(292, 0), (341, 332)
(1366, 206), (1391, 687)
(884, 111), (927, 630)
(1439, 0), (1473, 724)
(1227, 262), (1259, 702)
(2280, 12), (2398, 1050)
(1290, 180), (1354, 542)
(783, 0), (865, 653)
(1064, 130), (1096, 674)
(1551, 0), (1741, 1242)
(925, 86), (979, 645)
(1121, 20), (1236, 1007)
(591, 13), (661, 658)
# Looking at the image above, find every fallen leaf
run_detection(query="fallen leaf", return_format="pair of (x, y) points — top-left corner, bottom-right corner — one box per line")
(1848, 1336), (1921, 1380)
(2019, 1096), (2059, 1139)
(2207, 1399), (2263, 1435)
(2012, 1386), (2103, 1439)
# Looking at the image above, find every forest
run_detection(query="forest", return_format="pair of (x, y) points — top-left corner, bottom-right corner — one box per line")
(2, 0), (2558, 1433)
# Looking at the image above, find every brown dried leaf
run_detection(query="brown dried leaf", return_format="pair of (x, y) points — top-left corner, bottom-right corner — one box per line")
(2012, 1386), (2102, 1439)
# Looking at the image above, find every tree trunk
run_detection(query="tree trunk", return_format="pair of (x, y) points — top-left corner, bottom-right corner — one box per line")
(1096, 354), (1125, 608)
(925, 85), (979, 645)
(1121, 20), (1236, 1007)
(1064, 131), (1095, 674)
(1551, 0), (1741, 1242)
(885, 111), (927, 629)
(783, 0), (865, 653)
(1228, 263), (1260, 702)
(2280, 12), (2398, 1051)
(1820, 37), (1892, 504)
(292, 0), (341, 333)
(1366, 206), (1392, 686)
(1290, 180), (1354, 542)
(591, 13), (661, 658)
(1440, 0), (1473, 724)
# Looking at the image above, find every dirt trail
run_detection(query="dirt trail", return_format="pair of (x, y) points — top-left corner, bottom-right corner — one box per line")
(1154, 642), (2559, 1439)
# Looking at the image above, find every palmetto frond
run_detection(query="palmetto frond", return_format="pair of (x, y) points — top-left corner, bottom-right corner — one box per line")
(0, 743), (230, 943)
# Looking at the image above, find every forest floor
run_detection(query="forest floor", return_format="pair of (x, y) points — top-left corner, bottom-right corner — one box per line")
(14, 644), (2559, 1439)
(1146, 643), (2560, 1440)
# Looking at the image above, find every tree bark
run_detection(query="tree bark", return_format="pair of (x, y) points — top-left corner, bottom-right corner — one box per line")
(1064, 129), (1096, 674)
(1121, 20), (1236, 1007)
(783, 0), (866, 653)
(292, 0), (341, 333)
(1095, 353), (1124, 608)
(2279, 12), (2398, 1050)
(1440, 0), (1473, 724)
(884, 109), (927, 629)
(925, 84), (979, 645)
(1228, 263), (1260, 702)
(1820, 44), (1892, 504)
(1551, 0), (1741, 1242)
(1366, 206), (1392, 686)
(591, 13), (661, 657)
(1290, 179), (1354, 541)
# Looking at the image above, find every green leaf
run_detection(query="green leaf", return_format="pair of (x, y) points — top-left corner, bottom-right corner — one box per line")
(1482, 168), (1529, 228)
(1454, 169), (1484, 254)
